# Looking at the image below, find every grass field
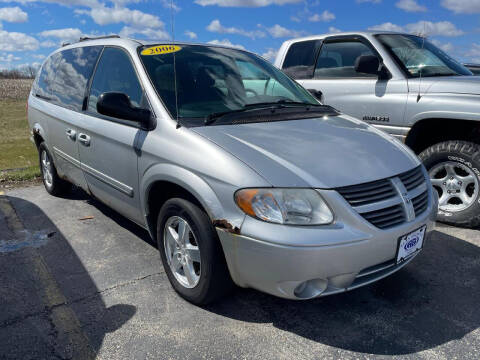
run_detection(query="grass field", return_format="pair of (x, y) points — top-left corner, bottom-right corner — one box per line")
(0, 79), (40, 183)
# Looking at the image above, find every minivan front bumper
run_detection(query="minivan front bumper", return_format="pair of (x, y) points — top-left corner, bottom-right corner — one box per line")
(217, 188), (437, 300)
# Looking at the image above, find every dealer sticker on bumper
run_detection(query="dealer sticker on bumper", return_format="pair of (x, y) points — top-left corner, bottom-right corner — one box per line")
(396, 225), (426, 263)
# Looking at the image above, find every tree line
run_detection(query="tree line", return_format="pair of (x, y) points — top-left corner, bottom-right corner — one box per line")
(0, 66), (37, 79)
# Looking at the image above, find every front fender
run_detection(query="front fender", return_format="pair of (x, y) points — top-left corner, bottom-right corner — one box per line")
(140, 163), (246, 236)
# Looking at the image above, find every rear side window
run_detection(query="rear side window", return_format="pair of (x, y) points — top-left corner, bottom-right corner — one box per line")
(314, 41), (377, 78)
(51, 46), (102, 111)
(88, 47), (145, 114)
(35, 55), (58, 99)
(282, 40), (321, 79)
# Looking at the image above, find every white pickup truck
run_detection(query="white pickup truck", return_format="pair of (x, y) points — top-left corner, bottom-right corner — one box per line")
(275, 31), (480, 228)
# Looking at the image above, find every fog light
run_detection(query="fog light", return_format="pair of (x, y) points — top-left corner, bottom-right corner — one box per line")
(293, 279), (328, 299)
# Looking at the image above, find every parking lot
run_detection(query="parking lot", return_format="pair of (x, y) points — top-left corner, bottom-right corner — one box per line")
(1, 185), (479, 359)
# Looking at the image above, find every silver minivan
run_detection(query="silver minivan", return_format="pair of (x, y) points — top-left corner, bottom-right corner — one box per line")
(28, 36), (437, 304)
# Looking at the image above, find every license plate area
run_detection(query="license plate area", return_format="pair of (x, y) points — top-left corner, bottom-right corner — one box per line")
(396, 225), (426, 264)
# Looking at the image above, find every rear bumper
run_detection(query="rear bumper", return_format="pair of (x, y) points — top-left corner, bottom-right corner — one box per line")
(217, 188), (437, 300)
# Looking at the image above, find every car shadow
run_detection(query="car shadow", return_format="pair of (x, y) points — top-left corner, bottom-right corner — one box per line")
(0, 195), (136, 359)
(204, 229), (480, 356)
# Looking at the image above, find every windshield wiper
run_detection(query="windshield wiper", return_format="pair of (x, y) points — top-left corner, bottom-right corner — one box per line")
(204, 100), (325, 126)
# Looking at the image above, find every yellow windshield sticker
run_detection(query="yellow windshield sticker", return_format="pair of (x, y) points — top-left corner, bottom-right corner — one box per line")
(141, 45), (182, 56)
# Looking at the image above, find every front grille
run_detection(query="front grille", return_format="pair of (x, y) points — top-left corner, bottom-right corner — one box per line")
(398, 166), (424, 191)
(337, 166), (429, 229)
(361, 204), (406, 229)
(412, 190), (428, 216)
(336, 179), (396, 207)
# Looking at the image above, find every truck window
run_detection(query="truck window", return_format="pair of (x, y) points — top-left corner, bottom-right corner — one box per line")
(51, 46), (102, 111)
(314, 41), (377, 79)
(282, 40), (321, 80)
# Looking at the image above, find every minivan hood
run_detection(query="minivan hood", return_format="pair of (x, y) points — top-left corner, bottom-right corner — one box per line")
(409, 75), (480, 96)
(192, 115), (420, 188)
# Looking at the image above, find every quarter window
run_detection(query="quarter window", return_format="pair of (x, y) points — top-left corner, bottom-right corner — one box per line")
(282, 40), (322, 79)
(314, 41), (377, 78)
(35, 54), (59, 99)
(88, 47), (145, 114)
(50, 46), (102, 111)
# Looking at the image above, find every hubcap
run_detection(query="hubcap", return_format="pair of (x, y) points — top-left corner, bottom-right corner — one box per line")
(163, 216), (201, 288)
(429, 161), (479, 213)
(41, 150), (53, 188)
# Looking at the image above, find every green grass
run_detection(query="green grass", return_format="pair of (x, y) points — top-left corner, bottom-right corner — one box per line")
(0, 99), (41, 182)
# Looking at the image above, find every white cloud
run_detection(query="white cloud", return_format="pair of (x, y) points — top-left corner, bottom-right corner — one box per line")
(396, 0), (427, 12)
(308, 10), (335, 22)
(0, 0), (101, 6)
(160, 0), (181, 12)
(184, 30), (197, 39)
(206, 19), (265, 39)
(0, 6), (28, 22)
(465, 43), (480, 62)
(40, 40), (56, 48)
(0, 53), (21, 62)
(0, 29), (38, 51)
(369, 21), (464, 37)
(266, 24), (305, 38)
(195, 0), (301, 7)
(32, 53), (45, 59)
(39, 28), (83, 41)
(207, 38), (245, 49)
(328, 26), (341, 33)
(75, 5), (163, 28)
(119, 25), (169, 40)
(356, 0), (382, 3)
(441, 0), (480, 14)
(261, 48), (277, 61)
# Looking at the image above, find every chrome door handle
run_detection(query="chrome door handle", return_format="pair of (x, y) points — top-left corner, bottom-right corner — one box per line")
(78, 133), (91, 146)
(65, 129), (76, 140)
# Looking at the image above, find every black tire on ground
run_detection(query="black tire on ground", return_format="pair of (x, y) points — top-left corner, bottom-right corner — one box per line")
(38, 142), (71, 196)
(156, 197), (234, 305)
(419, 140), (480, 228)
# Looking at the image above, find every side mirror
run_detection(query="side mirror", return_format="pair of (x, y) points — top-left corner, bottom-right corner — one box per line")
(97, 92), (154, 129)
(355, 55), (380, 75)
(307, 89), (323, 102)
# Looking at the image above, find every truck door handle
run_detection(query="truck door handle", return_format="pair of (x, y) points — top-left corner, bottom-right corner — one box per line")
(78, 133), (91, 146)
(65, 129), (76, 140)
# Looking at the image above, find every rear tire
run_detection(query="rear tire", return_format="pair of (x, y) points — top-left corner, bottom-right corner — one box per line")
(419, 140), (480, 228)
(156, 198), (234, 305)
(38, 142), (70, 196)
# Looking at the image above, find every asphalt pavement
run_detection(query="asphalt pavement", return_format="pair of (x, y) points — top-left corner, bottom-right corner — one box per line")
(0, 185), (479, 359)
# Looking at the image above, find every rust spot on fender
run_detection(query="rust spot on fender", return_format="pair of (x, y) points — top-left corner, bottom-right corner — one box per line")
(213, 219), (240, 235)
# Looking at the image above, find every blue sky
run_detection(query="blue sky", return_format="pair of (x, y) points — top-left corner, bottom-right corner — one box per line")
(1, 0), (480, 70)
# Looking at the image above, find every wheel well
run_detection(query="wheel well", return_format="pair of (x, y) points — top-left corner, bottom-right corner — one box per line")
(405, 118), (480, 154)
(33, 132), (44, 148)
(146, 181), (204, 242)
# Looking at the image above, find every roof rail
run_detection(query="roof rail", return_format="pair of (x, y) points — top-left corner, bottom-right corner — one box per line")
(78, 34), (120, 42)
(61, 41), (71, 47)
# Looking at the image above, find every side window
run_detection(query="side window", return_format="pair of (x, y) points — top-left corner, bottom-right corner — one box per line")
(35, 54), (59, 99)
(51, 46), (102, 111)
(88, 47), (144, 114)
(282, 40), (321, 80)
(314, 41), (377, 78)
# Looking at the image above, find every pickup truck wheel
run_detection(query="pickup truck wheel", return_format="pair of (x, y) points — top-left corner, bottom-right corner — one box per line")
(38, 143), (71, 196)
(156, 198), (234, 305)
(419, 140), (480, 228)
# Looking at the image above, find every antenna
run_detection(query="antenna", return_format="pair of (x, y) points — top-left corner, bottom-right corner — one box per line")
(170, 0), (180, 128)
(417, 21), (426, 103)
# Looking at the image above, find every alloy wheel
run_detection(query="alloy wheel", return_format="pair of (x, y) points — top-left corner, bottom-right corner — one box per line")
(41, 149), (53, 188)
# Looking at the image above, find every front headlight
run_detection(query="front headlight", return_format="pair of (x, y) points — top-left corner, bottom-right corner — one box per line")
(234, 188), (334, 225)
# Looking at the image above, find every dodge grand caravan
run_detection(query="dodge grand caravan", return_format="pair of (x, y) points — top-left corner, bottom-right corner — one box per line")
(28, 36), (437, 304)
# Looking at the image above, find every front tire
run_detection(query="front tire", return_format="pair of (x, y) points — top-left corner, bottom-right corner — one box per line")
(38, 142), (70, 196)
(156, 198), (234, 305)
(420, 140), (480, 228)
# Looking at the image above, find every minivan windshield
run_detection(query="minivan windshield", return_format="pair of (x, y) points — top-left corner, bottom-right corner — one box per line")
(139, 44), (319, 123)
(376, 34), (472, 78)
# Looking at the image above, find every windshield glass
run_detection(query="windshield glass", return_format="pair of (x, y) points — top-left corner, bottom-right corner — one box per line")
(376, 34), (472, 78)
(139, 44), (318, 122)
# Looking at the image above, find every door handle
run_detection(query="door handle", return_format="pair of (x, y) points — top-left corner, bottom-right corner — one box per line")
(65, 129), (76, 140)
(78, 133), (91, 146)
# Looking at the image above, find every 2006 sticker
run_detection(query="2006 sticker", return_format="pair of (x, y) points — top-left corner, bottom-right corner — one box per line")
(141, 45), (182, 56)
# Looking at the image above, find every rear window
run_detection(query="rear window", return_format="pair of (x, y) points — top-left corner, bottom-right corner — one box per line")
(282, 40), (321, 79)
(50, 46), (102, 111)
